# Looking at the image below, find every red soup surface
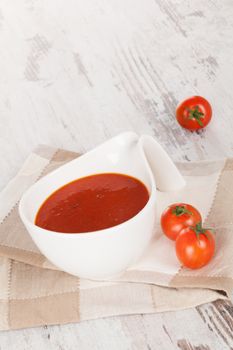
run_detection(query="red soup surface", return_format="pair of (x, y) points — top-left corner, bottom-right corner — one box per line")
(35, 173), (149, 233)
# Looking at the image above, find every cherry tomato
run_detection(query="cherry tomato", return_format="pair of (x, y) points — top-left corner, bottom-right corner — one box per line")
(161, 203), (202, 241)
(175, 223), (215, 269)
(176, 96), (212, 131)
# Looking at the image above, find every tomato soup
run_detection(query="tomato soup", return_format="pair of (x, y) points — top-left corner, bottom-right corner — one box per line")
(35, 173), (149, 233)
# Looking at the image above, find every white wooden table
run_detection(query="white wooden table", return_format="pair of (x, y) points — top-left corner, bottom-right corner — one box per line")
(1, 0), (233, 348)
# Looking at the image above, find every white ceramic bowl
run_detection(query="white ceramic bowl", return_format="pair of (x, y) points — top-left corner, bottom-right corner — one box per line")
(19, 132), (185, 280)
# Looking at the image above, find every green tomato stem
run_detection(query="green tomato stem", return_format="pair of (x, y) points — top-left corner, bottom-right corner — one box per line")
(187, 106), (204, 126)
(172, 205), (193, 217)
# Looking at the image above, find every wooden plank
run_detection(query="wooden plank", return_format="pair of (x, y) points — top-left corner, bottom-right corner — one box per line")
(0, 302), (232, 349)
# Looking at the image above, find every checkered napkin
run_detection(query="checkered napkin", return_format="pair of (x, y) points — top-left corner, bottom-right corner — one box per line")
(0, 145), (232, 330)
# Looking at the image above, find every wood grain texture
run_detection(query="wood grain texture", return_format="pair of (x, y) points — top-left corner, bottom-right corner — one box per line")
(0, 0), (233, 348)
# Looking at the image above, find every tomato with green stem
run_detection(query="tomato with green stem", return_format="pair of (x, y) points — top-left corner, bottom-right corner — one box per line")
(176, 96), (212, 131)
(175, 223), (215, 269)
(161, 203), (202, 241)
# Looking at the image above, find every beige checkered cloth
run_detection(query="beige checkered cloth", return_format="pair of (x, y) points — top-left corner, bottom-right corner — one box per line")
(0, 145), (232, 330)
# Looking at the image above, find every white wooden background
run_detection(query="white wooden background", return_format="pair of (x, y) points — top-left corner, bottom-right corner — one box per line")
(1, 0), (233, 349)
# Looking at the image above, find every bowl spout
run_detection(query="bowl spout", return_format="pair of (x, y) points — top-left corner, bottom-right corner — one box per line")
(139, 135), (186, 192)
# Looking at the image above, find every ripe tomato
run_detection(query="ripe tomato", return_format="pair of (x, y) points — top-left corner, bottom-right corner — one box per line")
(176, 96), (212, 131)
(161, 203), (202, 241)
(175, 224), (215, 269)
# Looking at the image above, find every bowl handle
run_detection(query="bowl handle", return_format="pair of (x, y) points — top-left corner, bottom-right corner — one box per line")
(139, 135), (186, 192)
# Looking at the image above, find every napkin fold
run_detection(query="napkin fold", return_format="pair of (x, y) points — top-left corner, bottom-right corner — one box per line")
(0, 145), (232, 330)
